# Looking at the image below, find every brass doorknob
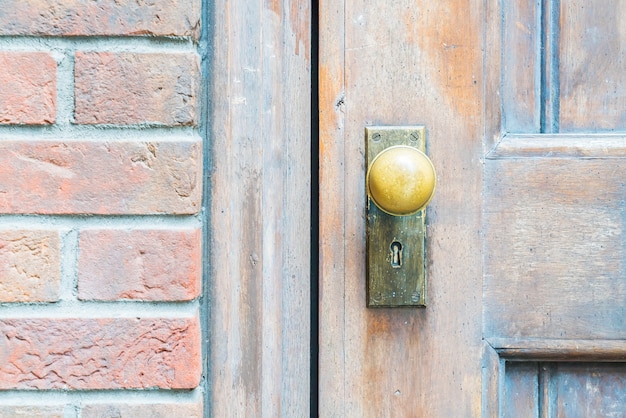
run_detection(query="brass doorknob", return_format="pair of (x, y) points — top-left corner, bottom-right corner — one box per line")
(366, 145), (436, 216)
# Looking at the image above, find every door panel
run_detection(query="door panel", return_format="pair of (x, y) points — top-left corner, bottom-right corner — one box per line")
(484, 157), (626, 340)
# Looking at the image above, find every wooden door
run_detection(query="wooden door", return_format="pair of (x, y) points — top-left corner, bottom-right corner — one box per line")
(319, 0), (626, 416)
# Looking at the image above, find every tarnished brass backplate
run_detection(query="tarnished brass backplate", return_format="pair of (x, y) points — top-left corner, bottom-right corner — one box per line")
(366, 126), (427, 308)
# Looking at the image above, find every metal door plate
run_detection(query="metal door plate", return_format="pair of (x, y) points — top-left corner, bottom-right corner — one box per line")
(366, 126), (427, 308)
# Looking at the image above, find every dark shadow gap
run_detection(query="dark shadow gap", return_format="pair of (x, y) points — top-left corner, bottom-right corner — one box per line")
(310, 0), (320, 415)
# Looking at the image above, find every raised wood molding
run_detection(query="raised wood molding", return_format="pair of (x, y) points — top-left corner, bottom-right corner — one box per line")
(488, 338), (626, 361)
(488, 134), (626, 159)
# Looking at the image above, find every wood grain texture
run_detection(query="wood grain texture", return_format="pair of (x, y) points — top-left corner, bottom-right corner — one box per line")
(502, 0), (540, 133)
(484, 157), (626, 341)
(559, 0), (626, 132)
(499, 0), (626, 134)
(208, 0), (311, 415)
(319, 0), (485, 415)
(499, 362), (626, 417)
(484, 0), (503, 152)
(495, 361), (626, 416)
(503, 362), (538, 417)
(482, 2), (626, 413)
(551, 363), (626, 416)
(318, 0), (346, 414)
(482, 341), (503, 418)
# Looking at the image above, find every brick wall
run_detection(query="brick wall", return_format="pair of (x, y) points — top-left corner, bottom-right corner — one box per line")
(0, 1), (205, 416)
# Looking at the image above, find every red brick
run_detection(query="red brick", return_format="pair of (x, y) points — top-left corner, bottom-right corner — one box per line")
(0, 52), (56, 125)
(0, 0), (200, 39)
(74, 52), (201, 126)
(0, 140), (201, 215)
(81, 401), (203, 418)
(78, 229), (202, 301)
(0, 316), (201, 390)
(0, 230), (60, 302)
(0, 406), (63, 417)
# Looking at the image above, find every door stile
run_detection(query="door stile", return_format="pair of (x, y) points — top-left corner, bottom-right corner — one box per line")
(482, 340), (504, 417)
(319, 0), (487, 415)
(318, 0), (347, 414)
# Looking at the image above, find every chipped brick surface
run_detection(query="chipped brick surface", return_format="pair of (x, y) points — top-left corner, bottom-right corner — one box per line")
(0, 316), (201, 390)
(0, 140), (201, 215)
(81, 401), (203, 418)
(0, 0), (201, 38)
(74, 52), (201, 126)
(78, 229), (202, 301)
(0, 230), (60, 302)
(0, 0), (204, 404)
(0, 52), (56, 125)
(0, 406), (63, 417)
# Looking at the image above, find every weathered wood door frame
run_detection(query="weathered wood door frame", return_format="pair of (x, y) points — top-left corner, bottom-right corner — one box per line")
(207, 0), (313, 415)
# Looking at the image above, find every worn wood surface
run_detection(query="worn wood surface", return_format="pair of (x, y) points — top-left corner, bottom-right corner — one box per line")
(502, 0), (540, 133)
(560, 0), (626, 132)
(317, 0), (346, 413)
(319, 0), (485, 415)
(208, 0), (311, 416)
(503, 362), (538, 417)
(498, 0), (626, 134)
(482, 0), (626, 414)
(481, 341), (503, 418)
(550, 363), (626, 416)
(502, 362), (626, 416)
(484, 157), (626, 341)
(484, 152), (626, 411)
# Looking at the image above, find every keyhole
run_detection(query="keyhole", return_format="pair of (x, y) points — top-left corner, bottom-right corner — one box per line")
(391, 241), (402, 268)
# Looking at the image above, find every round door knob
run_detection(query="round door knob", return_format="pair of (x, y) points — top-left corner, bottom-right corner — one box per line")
(366, 145), (436, 216)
